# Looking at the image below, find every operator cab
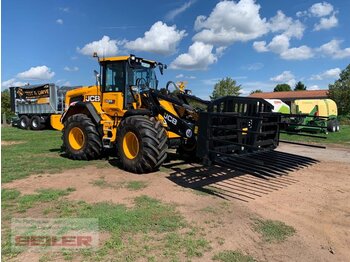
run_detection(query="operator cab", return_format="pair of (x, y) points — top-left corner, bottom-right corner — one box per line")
(96, 54), (164, 110)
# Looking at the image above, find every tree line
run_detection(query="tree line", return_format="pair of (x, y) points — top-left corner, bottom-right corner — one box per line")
(1, 65), (350, 120)
(209, 64), (349, 115)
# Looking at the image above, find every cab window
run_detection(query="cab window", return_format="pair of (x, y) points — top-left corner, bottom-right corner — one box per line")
(104, 62), (125, 92)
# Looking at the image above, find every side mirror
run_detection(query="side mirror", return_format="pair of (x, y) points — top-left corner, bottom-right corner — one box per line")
(94, 70), (101, 87)
(158, 63), (167, 75)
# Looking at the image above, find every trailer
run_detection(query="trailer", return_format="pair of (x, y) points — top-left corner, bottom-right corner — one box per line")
(286, 99), (339, 133)
(10, 84), (76, 131)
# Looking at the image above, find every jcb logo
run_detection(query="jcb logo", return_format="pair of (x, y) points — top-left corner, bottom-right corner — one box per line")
(85, 96), (100, 102)
(164, 113), (177, 125)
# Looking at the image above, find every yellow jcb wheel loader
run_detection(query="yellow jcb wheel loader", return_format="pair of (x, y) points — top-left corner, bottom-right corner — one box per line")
(61, 54), (310, 174)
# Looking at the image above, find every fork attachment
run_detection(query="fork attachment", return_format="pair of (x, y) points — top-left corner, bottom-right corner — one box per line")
(196, 96), (281, 165)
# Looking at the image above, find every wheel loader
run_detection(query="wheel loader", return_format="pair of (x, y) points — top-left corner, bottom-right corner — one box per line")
(60, 54), (305, 173)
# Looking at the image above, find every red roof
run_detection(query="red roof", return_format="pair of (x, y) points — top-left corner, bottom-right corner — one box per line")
(249, 90), (329, 99)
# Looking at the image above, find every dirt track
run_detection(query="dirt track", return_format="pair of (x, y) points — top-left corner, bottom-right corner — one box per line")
(4, 144), (350, 261)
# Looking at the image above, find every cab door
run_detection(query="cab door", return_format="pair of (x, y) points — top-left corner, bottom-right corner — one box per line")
(101, 61), (126, 116)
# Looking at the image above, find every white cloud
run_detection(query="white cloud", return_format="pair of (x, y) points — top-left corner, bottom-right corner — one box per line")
(270, 71), (296, 86)
(252, 10), (312, 60)
(166, 0), (196, 21)
(280, 46), (314, 60)
(242, 62), (264, 71)
(253, 35), (314, 60)
(175, 74), (196, 79)
(253, 41), (268, 52)
(268, 11), (305, 39)
(59, 7), (69, 12)
(56, 19), (63, 25)
(17, 66), (55, 80)
(267, 34), (290, 53)
(124, 21), (186, 55)
(62, 81), (71, 86)
(170, 42), (217, 70)
(1, 78), (27, 88)
(77, 36), (119, 57)
(318, 39), (350, 59)
(309, 85), (320, 90)
(193, 0), (268, 46)
(310, 68), (341, 80)
(64, 66), (79, 72)
(309, 2), (334, 17)
(296, 2), (338, 31)
(314, 13), (338, 31)
(202, 78), (221, 86)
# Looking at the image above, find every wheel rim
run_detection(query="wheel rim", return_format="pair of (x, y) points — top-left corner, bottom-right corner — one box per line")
(68, 127), (85, 150)
(32, 119), (38, 128)
(20, 120), (26, 127)
(123, 131), (139, 159)
(332, 126), (336, 132)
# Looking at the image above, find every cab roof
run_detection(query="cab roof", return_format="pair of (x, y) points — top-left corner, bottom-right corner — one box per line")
(98, 55), (156, 64)
(98, 56), (130, 62)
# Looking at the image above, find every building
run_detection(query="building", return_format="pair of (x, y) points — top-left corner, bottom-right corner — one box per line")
(249, 90), (329, 106)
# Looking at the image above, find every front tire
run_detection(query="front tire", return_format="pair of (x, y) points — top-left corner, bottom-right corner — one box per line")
(117, 116), (168, 173)
(62, 114), (102, 160)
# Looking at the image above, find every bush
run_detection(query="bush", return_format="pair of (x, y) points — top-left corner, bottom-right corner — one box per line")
(338, 115), (350, 125)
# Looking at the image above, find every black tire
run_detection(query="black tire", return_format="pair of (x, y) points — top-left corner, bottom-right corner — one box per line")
(327, 120), (336, 132)
(177, 139), (198, 162)
(30, 116), (44, 130)
(335, 120), (340, 132)
(19, 115), (30, 130)
(62, 114), (102, 160)
(117, 116), (168, 173)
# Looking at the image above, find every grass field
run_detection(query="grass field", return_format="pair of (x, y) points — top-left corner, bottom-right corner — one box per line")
(280, 125), (350, 146)
(2, 126), (344, 261)
(1, 127), (212, 261)
(1, 127), (110, 183)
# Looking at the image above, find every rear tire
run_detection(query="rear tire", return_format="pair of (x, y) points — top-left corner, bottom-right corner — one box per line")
(62, 114), (102, 160)
(19, 115), (30, 130)
(30, 116), (44, 130)
(117, 115), (168, 173)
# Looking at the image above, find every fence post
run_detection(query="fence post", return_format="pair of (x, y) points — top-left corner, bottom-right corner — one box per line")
(2, 112), (7, 126)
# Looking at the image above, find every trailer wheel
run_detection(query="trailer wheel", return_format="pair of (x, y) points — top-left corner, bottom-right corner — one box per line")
(30, 116), (44, 130)
(335, 120), (340, 132)
(19, 115), (30, 130)
(62, 114), (102, 160)
(327, 120), (336, 132)
(117, 116), (168, 173)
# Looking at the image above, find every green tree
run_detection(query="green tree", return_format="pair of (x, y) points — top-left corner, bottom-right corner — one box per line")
(1, 89), (15, 123)
(328, 64), (350, 115)
(250, 89), (263, 95)
(273, 84), (291, 92)
(294, 81), (307, 91)
(210, 77), (241, 100)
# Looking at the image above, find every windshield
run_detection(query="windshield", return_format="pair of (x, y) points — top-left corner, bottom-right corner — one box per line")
(127, 62), (158, 91)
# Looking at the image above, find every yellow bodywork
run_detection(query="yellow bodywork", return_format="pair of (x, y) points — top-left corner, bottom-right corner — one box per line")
(293, 99), (338, 117)
(55, 55), (184, 144)
(50, 114), (64, 131)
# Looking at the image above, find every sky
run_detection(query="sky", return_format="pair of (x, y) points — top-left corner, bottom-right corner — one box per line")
(1, 0), (350, 99)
